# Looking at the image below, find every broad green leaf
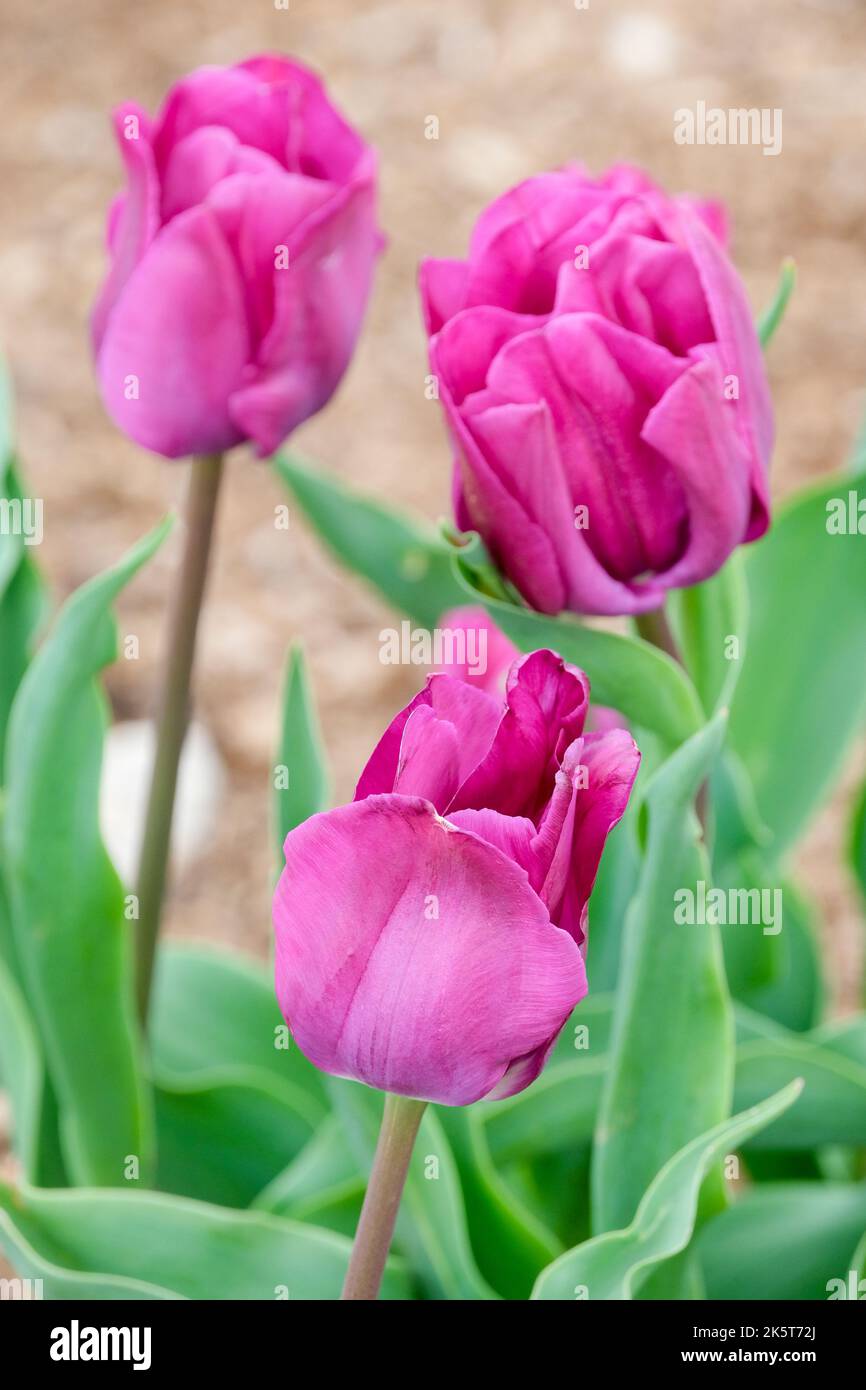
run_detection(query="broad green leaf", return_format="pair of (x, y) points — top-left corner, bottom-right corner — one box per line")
(273, 452), (465, 628)
(0, 951), (42, 1177)
(698, 1183), (866, 1301)
(3, 520), (172, 1186)
(454, 563), (704, 751)
(483, 1059), (606, 1165)
(592, 714), (733, 1232)
(253, 1114), (363, 1232)
(583, 808), (641, 993)
(0, 1181), (409, 1301)
(534, 1082), (801, 1300)
(0, 458), (47, 783)
(436, 1105), (560, 1299)
(329, 1079), (496, 1300)
(548, 991), (615, 1066)
(150, 942), (326, 1107)
(849, 776), (866, 972)
(757, 257), (796, 348)
(715, 850), (783, 1001)
(668, 553), (748, 715)
(730, 471), (866, 855)
(734, 1036), (866, 1148)
(273, 643), (329, 860)
(728, 873), (822, 1032)
(153, 1073), (320, 1208)
(811, 1014), (866, 1069)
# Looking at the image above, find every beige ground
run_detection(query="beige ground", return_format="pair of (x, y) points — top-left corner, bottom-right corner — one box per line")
(1, 0), (864, 1121)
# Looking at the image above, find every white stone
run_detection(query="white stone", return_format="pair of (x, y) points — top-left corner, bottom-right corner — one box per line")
(99, 720), (225, 886)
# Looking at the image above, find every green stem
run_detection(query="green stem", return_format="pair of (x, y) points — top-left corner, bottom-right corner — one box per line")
(134, 452), (225, 1026)
(635, 604), (680, 664)
(341, 1094), (427, 1301)
(636, 602), (710, 840)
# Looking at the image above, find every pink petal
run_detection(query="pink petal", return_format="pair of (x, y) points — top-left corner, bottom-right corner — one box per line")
(91, 104), (159, 351)
(453, 650), (590, 818)
(273, 796), (585, 1105)
(228, 159), (382, 455)
(355, 675), (501, 802)
(96, 204), (249, 457)
(677, 207), (773, 538)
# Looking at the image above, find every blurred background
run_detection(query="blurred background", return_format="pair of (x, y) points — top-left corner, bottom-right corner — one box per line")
(1, 0), (864, 1008)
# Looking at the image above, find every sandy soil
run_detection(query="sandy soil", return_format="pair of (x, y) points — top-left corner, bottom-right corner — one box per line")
(1, 0), (864, 1205)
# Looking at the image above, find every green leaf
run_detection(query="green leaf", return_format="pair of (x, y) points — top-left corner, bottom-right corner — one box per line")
(149, 942), (326, 1107)
(0, 1181), (410, 1300)
(435, 1105), (560, 1299)
(483, 1059), (606, 1165)
(592, 714), (733, 1232)
(3, 519), (172, 1186)
(757, 257), (796, 348)
(273, 643), (329, 860)
(848, 776), (866, 973)
(533, 1081), (802, 1300)
(730, 471), (866, 855)
(729, 873), (823, 1032)
(583, 808), (641, 992)
(698, 1183), (866, 1301)
(153, 1073), (320, 1208)
(329, 1079), (496, 1300)
(668, 553), (748, 715)
(273, 452), (466, 628)
(252, 1114), (364, 1238)
(0, 458), (47, 783)
(0, 950), (42, 1178)
(734, 1036), (866, 1149)
(453, 564), (704, 751)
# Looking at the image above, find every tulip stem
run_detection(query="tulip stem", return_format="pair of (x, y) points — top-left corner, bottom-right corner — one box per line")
(636, 602), (711, 839)
(341, 1093), (427, 1300)
(635, 604), (680, 663)
(134, 451), (225, 1026)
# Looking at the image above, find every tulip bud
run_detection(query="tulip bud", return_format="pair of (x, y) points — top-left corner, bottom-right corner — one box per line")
(93, 56), (382, 458)
(421, 164), (773, 615)
(273, 650), (639, 1105)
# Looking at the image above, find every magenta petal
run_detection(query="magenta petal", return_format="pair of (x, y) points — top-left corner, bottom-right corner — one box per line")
(532, 729), (641, 944)
(418, 258), (470, 335)
(96, 205), (249, 457)
(678, 208), (773, 537)
(228, 165), (381, 454)
(91, 104), (159, 351)
(454, 650), (590, 818)
(392, 706), (461, 812)
(641, 353), (753, 589)
(273, 796), (585, 1105)
(160, 125), (284, 222)
(355, 675), (501, 802)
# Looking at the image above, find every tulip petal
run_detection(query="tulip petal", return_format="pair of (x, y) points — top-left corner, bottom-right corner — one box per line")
(641, 352), (753, 589)
(274, 796), (585, 1105)
(453, 650), (590, 818)
(91, 104), (159, 350)
(531, 730), (641, 944)
(96, 204), (249, 457)
(228, 162), (382, 455)
(160, 125), (284, 222)
(678, 208), (773, 537)
(418, 257), (470, 335)
(355, 674), (501, 802)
